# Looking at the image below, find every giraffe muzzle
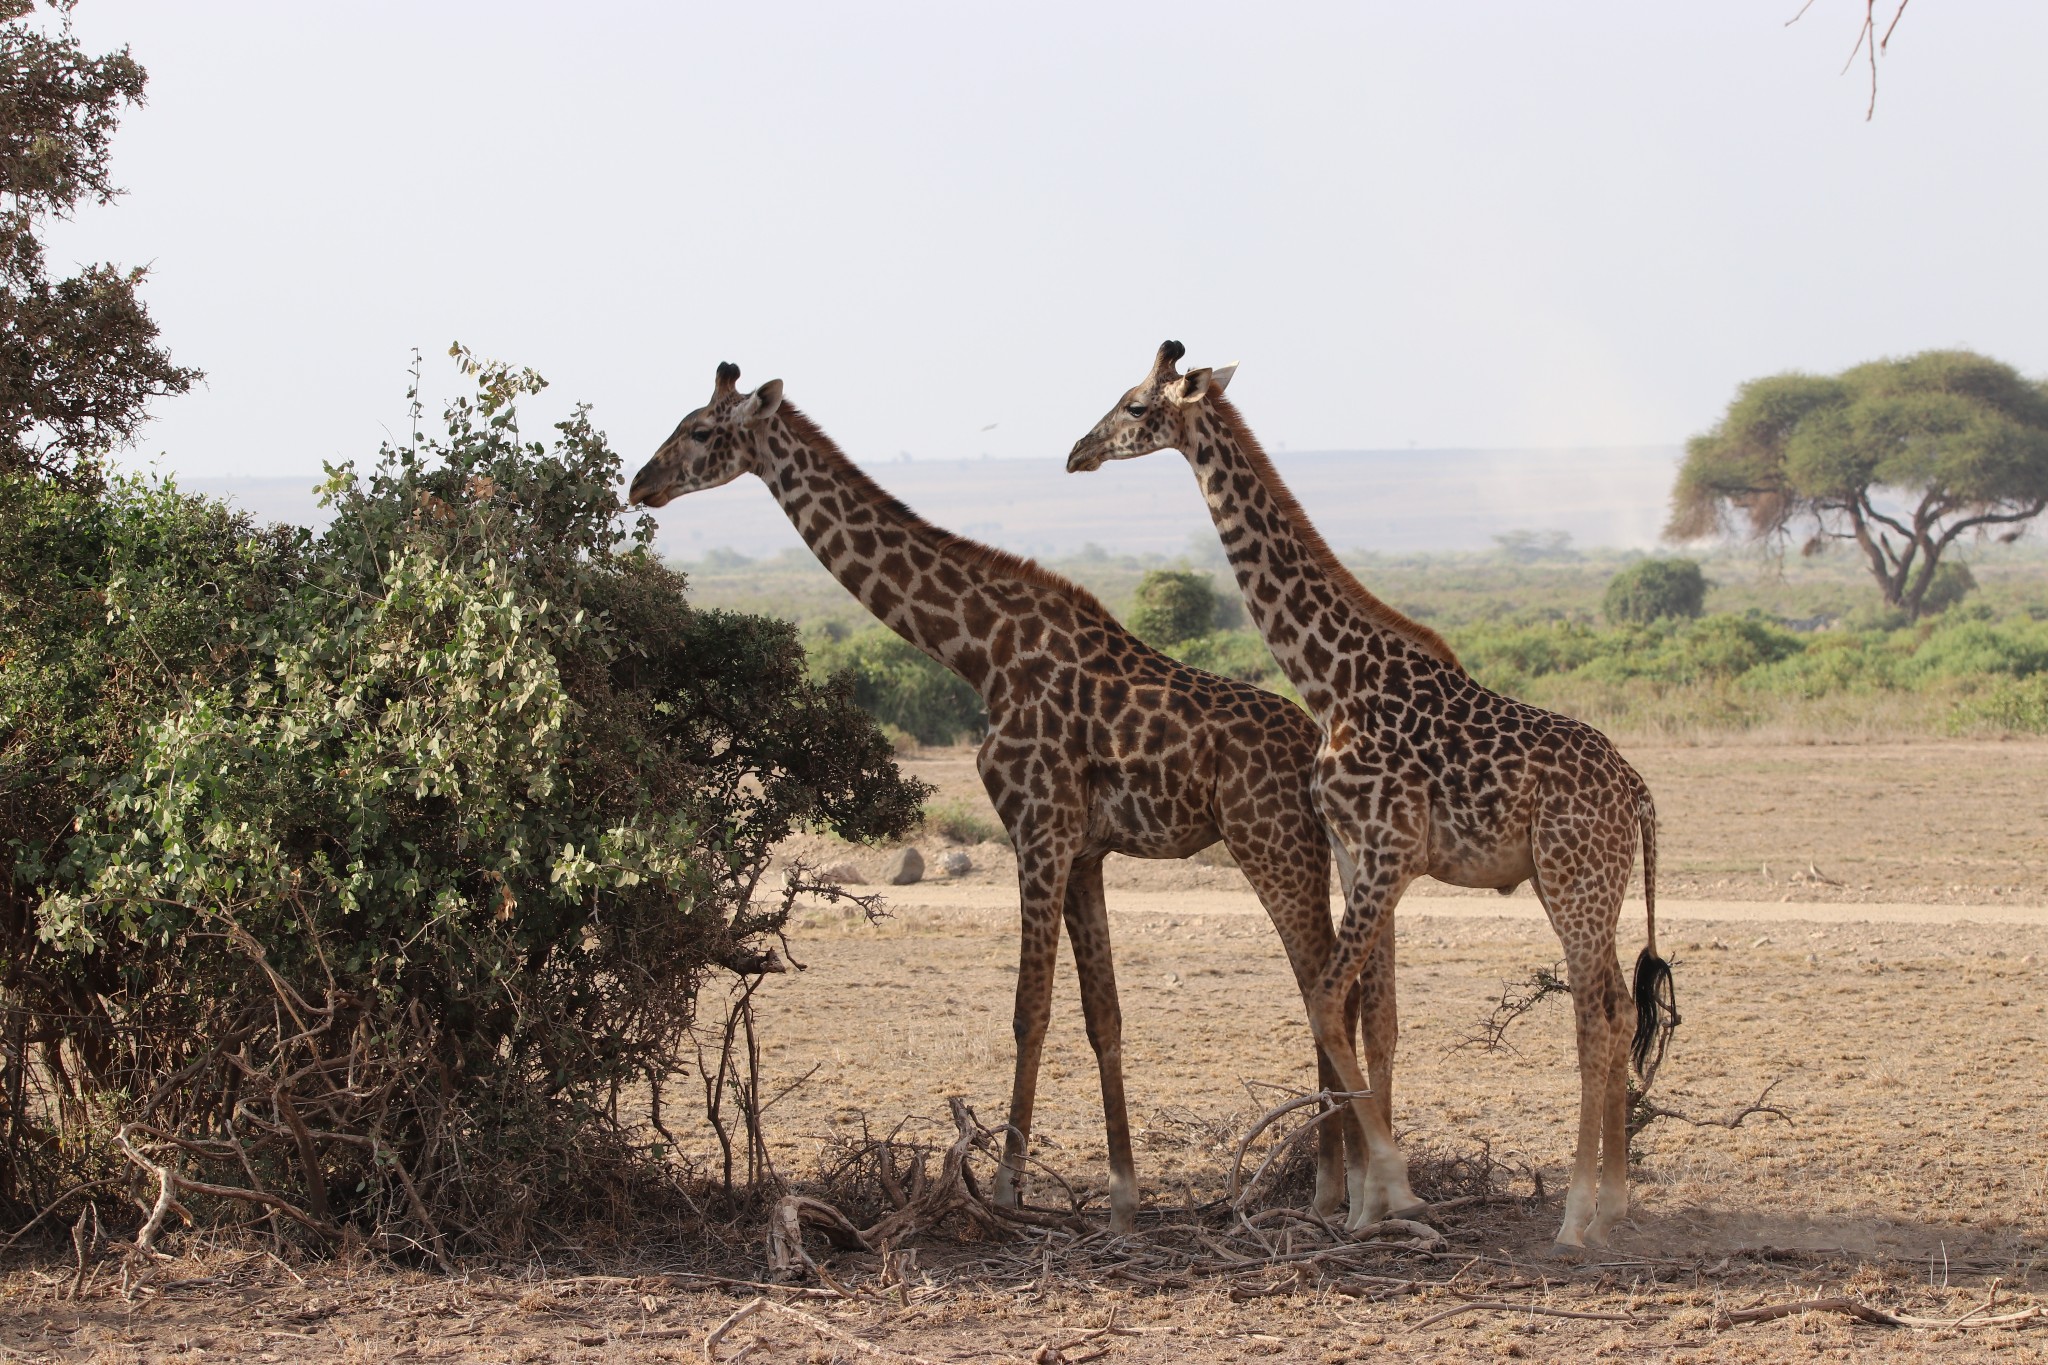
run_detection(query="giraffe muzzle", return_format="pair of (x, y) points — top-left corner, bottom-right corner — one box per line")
(1065, 439), (1105, 474)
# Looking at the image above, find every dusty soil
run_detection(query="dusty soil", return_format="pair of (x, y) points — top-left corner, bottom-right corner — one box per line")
(4, 741), (2044, 1362)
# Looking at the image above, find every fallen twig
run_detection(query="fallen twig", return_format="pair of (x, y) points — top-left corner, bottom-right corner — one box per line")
(703, 1295), (944, 1364)
(1415, 1299), (1644, 1330)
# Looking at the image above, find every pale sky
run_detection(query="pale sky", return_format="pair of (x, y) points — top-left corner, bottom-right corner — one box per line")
(46, 2), (2048, 481)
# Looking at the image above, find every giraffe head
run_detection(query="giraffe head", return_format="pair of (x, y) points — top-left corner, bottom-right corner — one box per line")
(627, 362), (785, 508)
(1066, 340), (1236, 473)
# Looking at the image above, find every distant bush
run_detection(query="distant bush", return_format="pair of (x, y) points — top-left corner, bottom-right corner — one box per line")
(1129, 569), (1224, 647)
(922, 797), (1008, 846)
(1919, 561), (1979, 616)
(1603, 558), (1707, 625)
(1952, 676), (2048, 734)
(809, 626), (987, 745)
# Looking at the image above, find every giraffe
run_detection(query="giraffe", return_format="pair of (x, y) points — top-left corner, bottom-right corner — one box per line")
(628, 362), (1402, 1233)
(1067, 342), (1677, 1248)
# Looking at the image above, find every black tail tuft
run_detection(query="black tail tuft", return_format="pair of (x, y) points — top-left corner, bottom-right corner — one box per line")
(1631, 947), (1678, 1076)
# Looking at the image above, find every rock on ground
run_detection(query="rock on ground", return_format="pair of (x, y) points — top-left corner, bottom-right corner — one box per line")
(883, 848), (925, 886)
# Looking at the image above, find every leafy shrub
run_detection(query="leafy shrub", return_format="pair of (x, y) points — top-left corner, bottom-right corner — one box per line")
(1896, 617), (2048, 681)
(807, 626), (986, 746)
(2, 360), (927, 1249)
(1129, 569), (1224, 647)
(1603, 558), (1707, 625)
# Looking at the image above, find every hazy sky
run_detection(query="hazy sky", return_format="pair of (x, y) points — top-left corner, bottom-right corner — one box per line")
(46, 2), (2048, 481)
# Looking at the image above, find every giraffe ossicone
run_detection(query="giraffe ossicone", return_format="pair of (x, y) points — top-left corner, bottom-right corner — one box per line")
(629, 363), (1410, 1233)
(1069, 341), (1680, 1248)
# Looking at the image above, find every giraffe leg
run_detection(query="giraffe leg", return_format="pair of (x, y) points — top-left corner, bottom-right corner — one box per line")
(1537, 891), (1630, 1250)
(1312, 1046), (1351, 1218)
(1230, 829), (1359, 1219)
(991, 830), (1075, 1215)
(1316, 844), (1419, 1230)
(1061, 857), (1139, 1234)
(1589, 997), (1633, 1243)
(1357, 908), (1407, 1215)
(1327, 839), (1372, 1221)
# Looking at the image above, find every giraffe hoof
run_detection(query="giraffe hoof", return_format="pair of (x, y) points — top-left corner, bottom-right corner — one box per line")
(1546, 1238), (1591, 1261)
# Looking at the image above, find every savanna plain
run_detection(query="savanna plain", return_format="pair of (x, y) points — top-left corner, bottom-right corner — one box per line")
(7, 736), (2045, 1364)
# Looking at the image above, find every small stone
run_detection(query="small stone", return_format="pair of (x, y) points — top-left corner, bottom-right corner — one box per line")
(940, 850), (972, 877)
(883, 847), (925, 886)
(817, 860), (865, 886)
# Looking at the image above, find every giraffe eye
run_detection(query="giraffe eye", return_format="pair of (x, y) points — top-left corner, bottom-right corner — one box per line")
(691, 428), (713, 441)
(1124, 404), (1147, 418)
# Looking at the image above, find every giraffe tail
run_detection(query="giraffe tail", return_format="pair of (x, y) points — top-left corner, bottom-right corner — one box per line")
(1630, 782), (1679, 1077)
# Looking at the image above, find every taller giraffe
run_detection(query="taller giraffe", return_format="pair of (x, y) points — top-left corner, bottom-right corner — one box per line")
(628, 363), (1399, 1232)
(1068, 343), (1676, 1249)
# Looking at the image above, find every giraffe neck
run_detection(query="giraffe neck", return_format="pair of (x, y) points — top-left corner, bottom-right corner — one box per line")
(752, 406), (1035, 696)
(1178, 398), (1461, 718)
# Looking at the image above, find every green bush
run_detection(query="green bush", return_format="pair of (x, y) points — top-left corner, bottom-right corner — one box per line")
(1129, 569), (1224, 647)
(1603, 558), (1707, 625)
(2, 359), (926, 1248)
(808, 626), (987, 746)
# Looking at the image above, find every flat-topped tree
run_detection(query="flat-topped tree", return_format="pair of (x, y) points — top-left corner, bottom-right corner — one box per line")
(629, 363), (1399, 1232)
(1672, 351), (2048, 619)
(1068, 342), (1677, 1248)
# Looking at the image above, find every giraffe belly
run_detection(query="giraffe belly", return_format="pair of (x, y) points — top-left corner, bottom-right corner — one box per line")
(1427, 834), (1536, 892)
(1080, 767), (1221, 861)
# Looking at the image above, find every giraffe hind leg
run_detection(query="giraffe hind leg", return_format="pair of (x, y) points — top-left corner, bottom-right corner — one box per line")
(1533, 880), (1630, 1250)
(1060, 857), (1140, 1234)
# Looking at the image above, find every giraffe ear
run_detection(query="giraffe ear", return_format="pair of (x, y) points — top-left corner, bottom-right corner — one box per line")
(1177, 362), (1238, 404)
(738, 379), (784, 423)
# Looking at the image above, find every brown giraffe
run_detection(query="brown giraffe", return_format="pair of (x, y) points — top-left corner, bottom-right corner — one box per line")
(628, 363), (1401, 1232)
(1068, 343), (1677, 1248)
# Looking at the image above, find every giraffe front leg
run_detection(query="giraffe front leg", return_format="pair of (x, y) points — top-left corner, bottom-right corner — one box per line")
(991, 838), (1072, 1214)
(1313, 862), (1417, 1230)
(1061, 857), (1139, 1234)
(1356, 906), (1418, 1220)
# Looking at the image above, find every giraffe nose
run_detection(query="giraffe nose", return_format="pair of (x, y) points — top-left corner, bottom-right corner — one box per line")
(1065, 438), (1102, 473)
(627, 459), (668, 507)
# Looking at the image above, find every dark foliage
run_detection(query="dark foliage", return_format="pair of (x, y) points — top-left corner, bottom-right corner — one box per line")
(0, 2), (197, 488)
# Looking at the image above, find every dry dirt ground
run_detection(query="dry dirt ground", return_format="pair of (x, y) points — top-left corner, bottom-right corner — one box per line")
(3, 740), (2044, 1363)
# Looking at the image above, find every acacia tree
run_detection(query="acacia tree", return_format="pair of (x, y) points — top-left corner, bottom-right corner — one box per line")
(0, 0), (196, 487)
(1669, 351), (2048, 618)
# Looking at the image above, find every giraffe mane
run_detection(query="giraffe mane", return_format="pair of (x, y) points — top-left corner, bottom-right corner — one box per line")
(1206, 393), (1465, 674)
(775, 402), (1119, 622)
